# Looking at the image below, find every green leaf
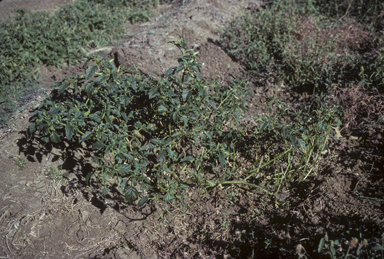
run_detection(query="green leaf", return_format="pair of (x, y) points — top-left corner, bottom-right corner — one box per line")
(193, 135), (199, 145)
(86, 64), (98, 80)
(148, 89), (158, 99)
(158, 105), (167, 113)
(75, 111), (83, 119)
(171, 132), (181, 138)
(122, 96), (131, 106)
(92, 141), (105, 150)
(283, 128), (289, 139)
(182, 115), (188, 125)
(58, 82), (69, 94)
(372, 244), (384, 251)
(105, 115), (112, 124)
(165, 68), (174, 77)
(65, 124), (74, 141)
(158, 150), (167, 161)
(165, 137), (173, 146)
(318, 122), (326, 131)
(172, 112), (179, 122)
(137, 196), (149, 207)
(166, 147), (175, 158)
(92, 156), (99, 165)
(357, 244), (363, 256)
(139, 145), (149, 151)
(150, 138), (163, 145)
(80, 131), (92, 142)
(28, 123), (36, 134)
(68, 108), (76, 115)
(89, 113), (101, 123)
(175, 63), (184, 74)
(120, 178), (128, 193)
(120, 164), (131, 174)
(297, 138), (305, 151)
(318, 237), (325, 253)
(207, 180), (216, 187)
(102, 187), (109, 196)
(85, 172), (95, 185)
(181, 156), (194, 162)
(260, 122), (267, 131)
(50, 131), (61, 143)
(148, 70), (159, 75)
(196, 71), (201, 80)
(289, 135), (297, 150)
(183, 74), (191, 84)
(182, 90), (189, 101)
(219, 153), (226, 168)
(164, 192), (175, 202)
(330, 246), (336, 255)
(125, 185), (138, 203)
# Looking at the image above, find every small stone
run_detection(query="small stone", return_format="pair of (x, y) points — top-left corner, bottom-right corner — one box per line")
(81, 210), (90, 222)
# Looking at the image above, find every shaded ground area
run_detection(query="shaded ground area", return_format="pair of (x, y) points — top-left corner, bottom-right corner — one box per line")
(0, 0), (383, 258)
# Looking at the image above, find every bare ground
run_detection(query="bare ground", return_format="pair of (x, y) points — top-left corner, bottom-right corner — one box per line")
(0, 0), (383, 258)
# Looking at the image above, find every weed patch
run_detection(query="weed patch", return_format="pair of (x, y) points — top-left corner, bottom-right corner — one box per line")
(0, 0), (169, 126)
(220, 0), (384, 93)
(28, 36), (341, 210)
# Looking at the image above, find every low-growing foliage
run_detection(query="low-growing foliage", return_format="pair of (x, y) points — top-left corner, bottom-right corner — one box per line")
(310, 0), (384, 31)
(28, 36), (251, 204)
(239, 95), (341, 194)
(49, 163), (68, 184)
(317, 232), (384, 259)
(28, 36), (342, 206)
(0, 0), (166, 125)
(220, 0), (384, 93)
(13, 156), (27, 170)
(2, 0), (382, 256)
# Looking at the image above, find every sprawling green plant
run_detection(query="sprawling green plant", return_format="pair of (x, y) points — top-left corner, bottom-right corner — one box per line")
(28, 36), (250, 204)
(28, 36), (342, 205)
(212, 95), (342, 196)
(0, 0), (157, 125)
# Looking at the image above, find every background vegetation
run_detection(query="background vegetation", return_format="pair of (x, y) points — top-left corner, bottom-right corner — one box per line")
(0, 0), (173, 125)
(220, 0), (384, 129)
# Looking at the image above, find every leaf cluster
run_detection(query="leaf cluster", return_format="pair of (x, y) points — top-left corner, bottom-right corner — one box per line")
(309, 0), (384, 31)
(28, 36), (250, 204)
(255, 96), (341, 152)
(28, 36), (342, 205)
(317, 232), (384, 259)
(237, 95), (342, 194)
(220, 0), (384, 92)
(0, 0), (160, 125)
